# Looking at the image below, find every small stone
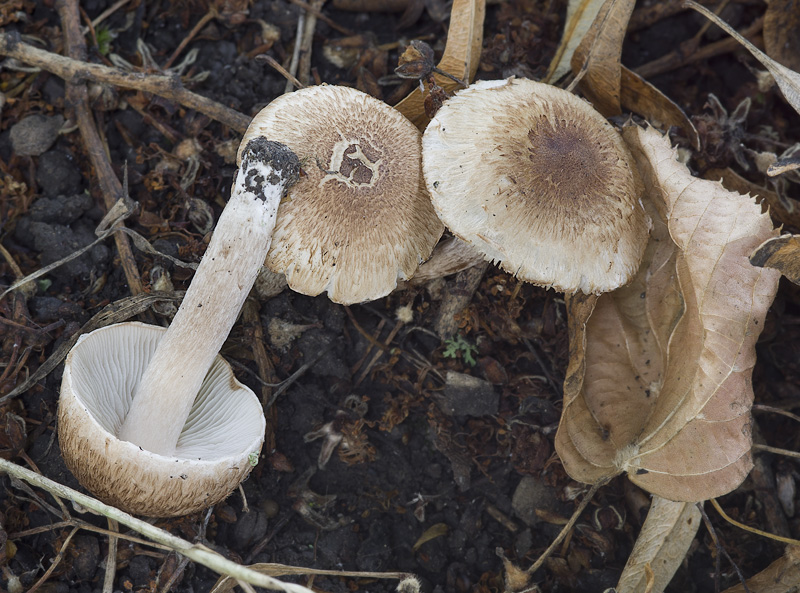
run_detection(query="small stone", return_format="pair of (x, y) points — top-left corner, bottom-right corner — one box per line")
(260, 498), (279, 519)
(127, 555), (153, 587)
(10, 114), (64, 156)
(70, 535), (99, 581)
(511, 476), (561, 527)
(35, 150), (82, 197)
(231, 510), (268, 549)
(437, 371), (499, 417)
(29, 193), (92, 224)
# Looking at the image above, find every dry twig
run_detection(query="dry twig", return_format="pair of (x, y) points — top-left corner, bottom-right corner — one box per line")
(0, 31), (251, 132)
(57, 0), (147, 300)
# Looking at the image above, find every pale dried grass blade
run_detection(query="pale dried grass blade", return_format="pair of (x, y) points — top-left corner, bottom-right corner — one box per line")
(545, 0), (606, 83)
(555, 125), (781, 502)
(570, 0), (636, 116)
(686, 0), (800, 116)
(211, 563), (413, 593)
(616, 497), (701, 593)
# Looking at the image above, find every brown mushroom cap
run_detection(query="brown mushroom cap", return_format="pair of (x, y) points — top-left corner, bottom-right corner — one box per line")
(422, 78), (650, 294)
(239, 85), (443, 304)
(58, 322), (264, 517)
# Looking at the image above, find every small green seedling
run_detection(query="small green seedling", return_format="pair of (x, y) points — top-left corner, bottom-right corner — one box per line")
(95, 26), (113, 56)
(443, 334), (478, 366)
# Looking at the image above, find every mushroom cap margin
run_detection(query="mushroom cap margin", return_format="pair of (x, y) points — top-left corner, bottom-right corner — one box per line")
(58, 322), (265, 517)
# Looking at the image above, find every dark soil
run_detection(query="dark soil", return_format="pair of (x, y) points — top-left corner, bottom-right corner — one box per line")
(1, 1), (799, 593)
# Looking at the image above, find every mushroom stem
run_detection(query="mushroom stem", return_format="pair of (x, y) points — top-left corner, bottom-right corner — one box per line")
(117, 139), (300, 456)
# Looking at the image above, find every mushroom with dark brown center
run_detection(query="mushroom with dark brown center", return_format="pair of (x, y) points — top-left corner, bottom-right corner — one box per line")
(422, 77), (650, 294)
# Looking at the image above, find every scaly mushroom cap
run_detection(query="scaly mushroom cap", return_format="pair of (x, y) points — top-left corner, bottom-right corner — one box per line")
(422, 78), (650, 294)
(58, 322), (265, 517)
(239, 85), (444, 304)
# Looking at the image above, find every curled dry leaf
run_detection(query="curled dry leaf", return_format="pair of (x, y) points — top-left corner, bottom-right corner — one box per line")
(570, 0), (635, 116)
(570, 0), (699, 144)
(750, 234), (800, 286)
(620, 68), (700, 150)
(687, 1), (800, 117)
(721, 545), (800, 593)
(615, 496), (701, 593)
(545, 0), (607, 84)
(555, 125), (780, 502)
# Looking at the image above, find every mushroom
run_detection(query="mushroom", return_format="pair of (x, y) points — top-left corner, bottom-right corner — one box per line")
(58, 138), (301, 516)
(421, 77), (650, 294)
(239, 84), (444, 305)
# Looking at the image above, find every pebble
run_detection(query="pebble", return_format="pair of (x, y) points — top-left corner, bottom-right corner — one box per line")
(511, 476), (561, 527)
(10, 114), (64, 156)
(35, 150), (82, 197)
(437, 371), (499, 417)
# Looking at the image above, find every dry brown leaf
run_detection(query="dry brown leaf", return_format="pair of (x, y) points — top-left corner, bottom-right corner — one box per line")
(705, 167), (800, 229)
(750, 234), (800, 285)
(616, 497), (701, 593)
(764, 0), (800, 72)
(569, 0), (699, 143)
(721, 545), (800, 593)
(394, 0), (485, 129)
(412, 522), (449, 551)
(687, 1), (800, 117)
(555, 125), (780, 502)
(545, 0), (606, 84)
(410, 236), (485, 284)
(620, 67), (700, 149)
(570, 0), (635, 116)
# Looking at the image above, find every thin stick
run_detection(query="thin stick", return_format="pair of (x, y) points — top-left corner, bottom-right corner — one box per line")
(285, 11), (306, 93)
(57, 0), (148, 301)
(297, 0), (324, 87)
(633, 17), (763, 80)
(697, 503), (751, 593)
(525, 479), (607, 575)
(103, 518), (119, 593)
(0, 457), (314, 593)
(27, 527), (80, 593)
(163, 9), (217, 70)
(752, 404), (800, 424)
(90, 0), (133, 29)
(287, 0), (354, 35)
(710, 498), (800, 546)
(10, 520), (174, 551)
(752, 443), (800, 460)
(0, 32), (251, 133)
(258, 54), (304, 90)
(356, 320), (404, 386)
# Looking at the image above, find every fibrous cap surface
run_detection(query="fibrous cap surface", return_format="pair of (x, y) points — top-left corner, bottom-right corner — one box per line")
(240, 85), (444, 304)
(422, 77), (650, 294)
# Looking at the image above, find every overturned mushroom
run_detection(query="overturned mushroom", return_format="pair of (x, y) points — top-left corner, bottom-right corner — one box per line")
(58, 139), (301, 516)
(422, 77), (650, 294)
(239, 84), (444, 305)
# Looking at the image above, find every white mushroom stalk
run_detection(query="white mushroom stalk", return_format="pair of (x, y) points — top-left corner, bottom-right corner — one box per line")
(117, 138), (301, 456)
